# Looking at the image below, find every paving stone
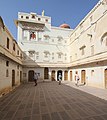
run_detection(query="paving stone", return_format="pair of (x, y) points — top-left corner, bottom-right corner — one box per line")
(31, 115), (41, 120)
(0, 82), (107, 120)
(42, 114), (51, 120)
(32, 108), (40, 115)
(59, 111), (71, 120)
(51, 112), (61, 120)
(22, 116), (31, 120)
(102, 114), (107, 120)
(63, 104), (71, 110)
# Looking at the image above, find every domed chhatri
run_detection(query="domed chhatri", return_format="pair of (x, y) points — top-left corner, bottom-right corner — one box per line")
(59, 23), (70, 29)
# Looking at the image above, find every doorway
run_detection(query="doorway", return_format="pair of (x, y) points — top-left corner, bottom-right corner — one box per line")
(70, 71), (72, 81)
(104, 69), (107, 88)
(44, 67), (49, 79)
(81, 70), (86, 84)
(51, 70), (55, 81)
(20, 71), (22, 83)
(28, 70), (34, 82)
(12, 70), (15, 86)
(57, 70), (62, 81)
(64, 71), (68, 81)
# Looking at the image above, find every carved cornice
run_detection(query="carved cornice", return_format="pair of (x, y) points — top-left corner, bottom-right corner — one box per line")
(20, 21), (45, 31)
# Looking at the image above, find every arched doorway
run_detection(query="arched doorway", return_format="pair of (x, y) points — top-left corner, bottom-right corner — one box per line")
(104, 69), (107, 88)
(51, 70), (55, 81)
(44, 67), (49, 79)
(81, 70), (86, 84)
(64, 71), (68, 81)
(12, 70), (15, 86)
(57, 70), (62, 81)
(28, 70), (34, 82)
(70, 71), (72, 81)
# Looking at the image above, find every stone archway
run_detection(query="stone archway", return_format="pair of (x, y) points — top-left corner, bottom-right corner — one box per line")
(57, 70), (62, 81)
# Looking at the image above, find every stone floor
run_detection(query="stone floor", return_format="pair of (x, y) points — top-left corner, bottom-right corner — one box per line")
(0, 81), (107, 120)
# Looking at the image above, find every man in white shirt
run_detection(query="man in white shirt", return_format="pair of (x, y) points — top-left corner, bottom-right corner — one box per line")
(58, 73), (62, 85)
(75, 71), (80, 86)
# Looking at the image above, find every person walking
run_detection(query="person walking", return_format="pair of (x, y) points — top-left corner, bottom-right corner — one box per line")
(58, 73), (62, 85)
(34, 73), (38, 86)
(75, 71), (80, 86)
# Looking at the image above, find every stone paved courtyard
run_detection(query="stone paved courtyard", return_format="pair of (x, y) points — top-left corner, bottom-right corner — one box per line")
(0, 81), (107, 120)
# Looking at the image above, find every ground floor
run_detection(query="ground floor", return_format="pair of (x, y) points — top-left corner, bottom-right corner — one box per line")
(23, 64), (107, 89)
(0, 81), (107, 120)
(0, 55), (22, 97)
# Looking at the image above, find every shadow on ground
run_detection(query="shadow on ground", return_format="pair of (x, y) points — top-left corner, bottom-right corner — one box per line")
(0, 81), (107, 120)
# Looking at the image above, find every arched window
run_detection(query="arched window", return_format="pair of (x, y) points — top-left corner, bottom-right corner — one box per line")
(30, 32), (36, 40)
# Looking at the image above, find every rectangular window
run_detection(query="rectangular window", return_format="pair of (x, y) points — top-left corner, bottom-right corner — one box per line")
(52, 53), (54, 60)
(44, 53), (48, 58)
(91, 45), (94, 55)
(80, 45), (86, 56)
(17, 50), (19, 55)
(7, 38), (9, 49)
(91, 70), (94, 76)
(6, 69), (9, 77)
(13, 43), (15, 51)
(17, 65), (19, 69)
(58, 54), (61, 59)
(6, 61), (9, 66)
(36, 56), (39, 60)
(35, 52), (39, 60)
(20, 53), (23, 59)
(23, 30), (28, 40)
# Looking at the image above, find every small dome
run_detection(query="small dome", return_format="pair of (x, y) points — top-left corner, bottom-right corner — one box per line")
(59, 23), (70, 29)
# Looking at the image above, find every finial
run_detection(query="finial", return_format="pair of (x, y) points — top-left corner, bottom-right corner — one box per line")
(42, 10), (45, 16)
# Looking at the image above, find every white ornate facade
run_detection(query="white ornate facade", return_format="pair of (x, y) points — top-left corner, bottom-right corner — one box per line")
(15, 12), (72, 82)
(14, 0), (107, 89)
(0, 0), (107, 95)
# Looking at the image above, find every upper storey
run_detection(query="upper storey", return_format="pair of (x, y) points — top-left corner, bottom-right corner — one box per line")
(15, 11), (72, 45)
(15, 11), (51, 31)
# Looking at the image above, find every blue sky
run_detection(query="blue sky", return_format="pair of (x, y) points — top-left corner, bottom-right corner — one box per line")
(0, 0), (99, 40)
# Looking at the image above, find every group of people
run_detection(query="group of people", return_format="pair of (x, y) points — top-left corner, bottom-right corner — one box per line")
(33, 72), (81, 86)
(58, 72), (80, 86)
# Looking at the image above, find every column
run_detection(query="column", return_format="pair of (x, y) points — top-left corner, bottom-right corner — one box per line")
(48, 69), (51, 81)
(62, 71), (64, 81)
(55, 71), (57, 81)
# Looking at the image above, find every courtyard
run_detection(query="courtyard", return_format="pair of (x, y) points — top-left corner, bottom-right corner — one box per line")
(0, 81), (107, 120)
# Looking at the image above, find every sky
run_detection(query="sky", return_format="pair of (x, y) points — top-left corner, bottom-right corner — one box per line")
(0, 0), (99, 40)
